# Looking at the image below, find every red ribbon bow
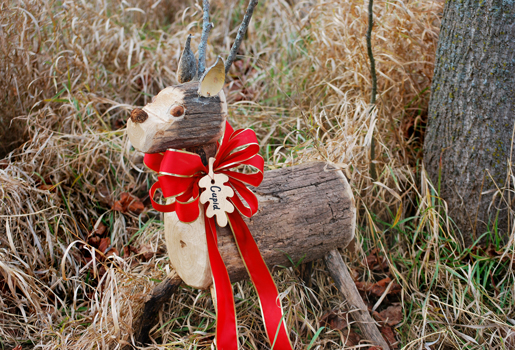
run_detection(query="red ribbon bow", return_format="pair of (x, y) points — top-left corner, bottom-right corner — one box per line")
(145, 122), (293, 350)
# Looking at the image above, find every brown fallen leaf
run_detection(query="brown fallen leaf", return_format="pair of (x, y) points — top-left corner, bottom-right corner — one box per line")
(105, 247), (119, 258)
(87, 222), (107, 239)
(485, 244), (504, 258)
(376, 305), (403, 326)
(365, 252), (378, 267)
(112, 192), (145, 214)
(342, 329), (361, 347)
(355, 281), (373, 292)
(389, 281), (402, 295)
(123, 245), (131, 258)
(364, 248), (388, 271)
(87, 235), (101, 247)
(12, 346), (23, 350)
(98, 237), (111, 254)
(369, 277), (392, 297)
(381, 326), (398, 349)
(92, 222), (107, 236)
(134, 244), (156, 261)
(112, 201), (124, 212)
(86, 223), (108, 250)
(319, 309), (349, 330)
(356, 276), (402, 300)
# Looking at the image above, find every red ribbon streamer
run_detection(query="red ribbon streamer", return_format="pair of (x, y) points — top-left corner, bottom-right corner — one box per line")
(145, 122), (293, 350)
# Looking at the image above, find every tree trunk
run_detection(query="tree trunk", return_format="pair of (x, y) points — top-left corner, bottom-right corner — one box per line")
(424, 0), (515, 244)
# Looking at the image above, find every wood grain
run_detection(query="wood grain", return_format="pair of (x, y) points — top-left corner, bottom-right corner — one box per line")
(165, 144), (216, 289)
(149, 82), (226, 152)
(218, 162), (355, 283)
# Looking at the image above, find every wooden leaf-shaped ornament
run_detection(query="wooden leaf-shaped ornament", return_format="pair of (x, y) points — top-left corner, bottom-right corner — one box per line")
(198, 56), (225, 97)
(199, 173), (235, 227)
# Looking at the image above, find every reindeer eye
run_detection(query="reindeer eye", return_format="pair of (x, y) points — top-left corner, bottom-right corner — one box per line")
(169, 105), (185, 118)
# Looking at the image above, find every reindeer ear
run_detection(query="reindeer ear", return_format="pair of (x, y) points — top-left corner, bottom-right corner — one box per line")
(176, 35), (197, 83)
(198, 56), (225, 97)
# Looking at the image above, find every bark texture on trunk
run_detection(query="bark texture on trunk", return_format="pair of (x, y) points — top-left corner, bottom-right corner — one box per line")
(424, 0), (515, 243)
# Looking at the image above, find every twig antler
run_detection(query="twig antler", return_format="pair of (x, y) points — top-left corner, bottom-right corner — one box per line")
(198, 0), (214, 76)
(196, 0), (259, 76)
(225, 0), (259, 74)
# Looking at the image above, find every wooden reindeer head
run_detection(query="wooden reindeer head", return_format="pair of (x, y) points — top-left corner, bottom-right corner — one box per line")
(127, 0), (258, 155)
(127, 52), (227, 154)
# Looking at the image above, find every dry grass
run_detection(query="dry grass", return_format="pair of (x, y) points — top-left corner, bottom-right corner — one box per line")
(1, 0), (515, 349)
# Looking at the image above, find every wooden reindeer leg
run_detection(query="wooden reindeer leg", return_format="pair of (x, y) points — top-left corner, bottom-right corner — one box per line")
(324, 250), (390, 350)
(162, 143), (217, 291)
(133, 271), (183, 345)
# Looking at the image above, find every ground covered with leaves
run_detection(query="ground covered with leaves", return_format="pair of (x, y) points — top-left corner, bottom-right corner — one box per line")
(1, 0), (515, 349)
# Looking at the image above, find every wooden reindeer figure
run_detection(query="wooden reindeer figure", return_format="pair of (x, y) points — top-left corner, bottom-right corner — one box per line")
(126, 1), (390, 349)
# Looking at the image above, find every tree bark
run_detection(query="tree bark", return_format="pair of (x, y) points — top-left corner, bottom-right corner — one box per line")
(424, 0), (515, 244)
(218, 162), (356, 283)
